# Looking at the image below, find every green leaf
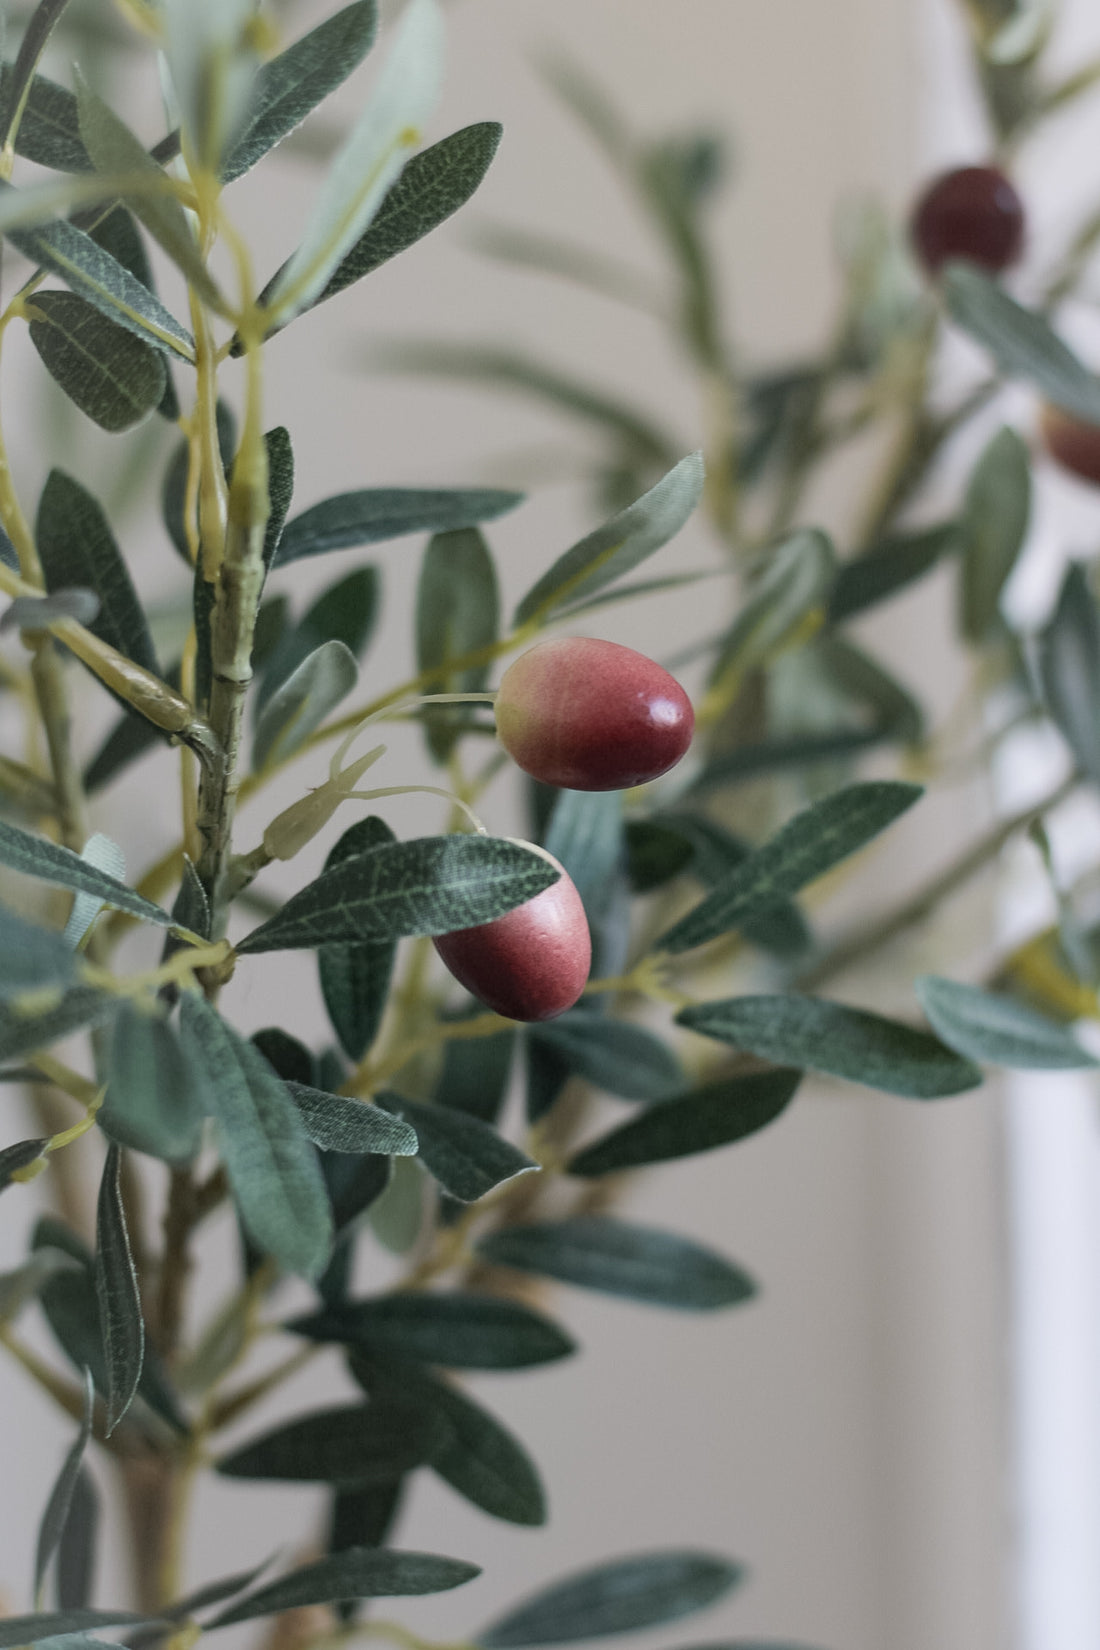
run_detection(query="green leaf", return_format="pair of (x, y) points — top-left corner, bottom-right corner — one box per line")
(34, 1367), (94, 1601)
(478, 1551), (744, 1647)
(0, 64), (89, 172)
(476, 1218), (756, 1311)
(0, 988), (120, 1065)
(528, 1011), (683, 1102)
(288, 1291), (576, 1369)
(55, 1464), (97, 1609)
(317, 816), (399, 1062)
(258, 122), (501, 335)
(263, 0), (444, 326)
(208, 1548), (480, 1628)
(2, 588), (99, 631)
(513, 453), (704, 627)
(943, 262), (1100, 422)
(915, 974), (1099, 1069)
(273, 486), (522, 568)
(566, 1069), (800, 1177)
(0, 1135), (48, 1191)
(0, 904), (75, 998)
(623, 820), (695, 892)
(960, 426), (1031, 641)
(678, 995), (983, 1099)
(434, 1017), (515, 1123)
(3, 191), (195, 361)
(375, 1092), (538, 1202)
(261, 426), (296, 569)
(94, 1145), (144, 1434)
(655, 814), (811, 959)
(256, 567), (378, 714)
(27, 292), (166, 432)
(286, 1083), (418, 1156)
(543, 788), (628, 976)
(0, 1613), (147, 1649)
(708, 529), (835, 687)
(0, 820), (171, 927)
(237, 834), (560, 953)
(222, 2), (378, 183)
(162, 399), (237, 563)
(178, 995), (333, 1278)
(163, 0), (260, 173)
(375, 340), (678, 470)
(252, 638), (359, 772)
(827, 522), (959, 625)
(1038, 563), (1100, 786)
(688, 726), (892, 790)
(74, 73), (222, 307)
(416, 527), (498, 762)
(658, 782), (923, 953)
(161, 1561), (274, 1621)
(216, 1397), (448, 1485)
(37, 470), (159, 674)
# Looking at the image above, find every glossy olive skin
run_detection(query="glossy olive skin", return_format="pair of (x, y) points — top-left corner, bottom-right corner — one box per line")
(433, 847), (591, 1022)
(910, 165), (1025, 276)
(1040, 401), (1100, 486)
(496, 637), (694, 791)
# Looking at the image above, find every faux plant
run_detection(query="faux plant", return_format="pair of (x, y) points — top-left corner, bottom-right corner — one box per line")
(2, 1), (1100, 1648)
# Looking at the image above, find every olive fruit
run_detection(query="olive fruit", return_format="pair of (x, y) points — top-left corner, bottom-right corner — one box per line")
(1040, 401), (1100, 486)
(432, 845), (590, 1022)
(910, 164), (1025, 276)
(495, 637), (694, 791)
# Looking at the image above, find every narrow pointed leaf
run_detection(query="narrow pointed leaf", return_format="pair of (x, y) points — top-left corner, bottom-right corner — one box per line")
(1, 588), (99, 631)
(161, 1560), (275, 1621)
(0, 988), (120, 1064)
(656, 814), (810, 958)
(272, 486), (521, 567)
(37, 470), (159, 674)
(915, 975), (1098, 1069)
(208, 1548), (479, 1627)
(263, 0), (444, 325)
(476, 1218), (756, 1311)
(55, 1464), (97, 1609)
(960, 427), (1031, 641)
(1038, 562), (1100, 786)
(0, 1612), (148, 1648)
(286, 1083), (418, 1156)
(513, 453), (704, 626)
(288, 1291), (575, 1369)
(828, 522), (959, 624)
(163, 0), (260, 172)
(318, 817), (398, 1062)
(216, 1396), (448, 1484)
(529, 1011), (683, 1101)
(35, 1368), (94, 1597)
(567, 1069), (800, 1177)
(709, 529), (834, 686)
(0, 905), (75, 998)
(28, 292), (166, 431)
(256, 567), (378, 714)
(478, 1551), (744, 1647)
(943, 262), (1100, 423)
(678, 995), (983, 1099)
(4, 193), (195, 361)
(0, 820), (171, 926)
(417, 527), (498, 761)
(94, 1146), (144, 1433)
(237, 835), (559, 953)
(251, 638), (359, 771)
(434, 1017), (515, 1122)
(0, 1136), (49, 1191)
(659, 782), (922, 953)
(179, 994), (333, 1278)
(0, 64), (89, 171)
(261, 426), (296, 569)
(375, 1092), (538, 1201)
(222, 1), (379, 183)
(63, 832), (126, 949)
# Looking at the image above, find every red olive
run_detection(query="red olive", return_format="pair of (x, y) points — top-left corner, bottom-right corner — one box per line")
(910, 164), (1025, 277)
(495, 637), (694, 791)
(433, 845), (591, 1022)
(1040, 401), (1100, 486)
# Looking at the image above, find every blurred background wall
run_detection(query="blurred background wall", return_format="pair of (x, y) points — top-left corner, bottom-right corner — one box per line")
(7, 1), (1100, 1647)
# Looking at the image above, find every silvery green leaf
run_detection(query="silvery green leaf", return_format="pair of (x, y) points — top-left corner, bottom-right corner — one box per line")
(0, 63), (89, 172)
(0, 987), (121, 1064)
(0, 1248), (77, 1319)
(1038, 563), (1100, 787)
(0, 906), (77, 1001)
(34, 1369), (94, 1601)
(2, 187), (196, 361)
(264, 0), (445, 326)
(94, 1146), (144, 1435)
(287, 1291), (574, 1369)
(710, 528), (835, 687)
(251, 638), (359, 772)
(1, 589), (99, 631)
(179, 994), (333, 1278)
(63, 833), (125, 949)
(317, 816), (398, 1061)
(375, 1093), (538, 1202)
(207, 1548), (479, 1628)
(915, 975), (1099, 1070)
(0, 1617), (143, 1650)
(74, 73), (223, 308)
(163, 0), (260, 173)
(528, 1009), (683, 1102)
(100, 1001), (205, 1165)
(0, 1136), (49, 1193)
(285, 1083), (418, 1157)
(273, 485), (520, 567)
(222, 2), (380, 185)
(513, 453), (704, 626)
(960, 426), (1031, 642)
(28, 292), (167, 432)
(215, 1396), (448, 1485)
(55, 1464), (97, 1609)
